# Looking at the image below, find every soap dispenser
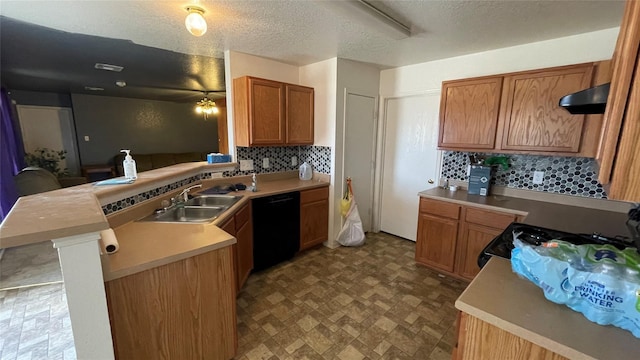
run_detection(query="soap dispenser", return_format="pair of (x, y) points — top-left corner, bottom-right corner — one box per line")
(120, 149), (137, 180)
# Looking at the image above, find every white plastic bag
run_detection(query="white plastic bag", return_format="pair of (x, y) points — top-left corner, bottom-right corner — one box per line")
(336, 198), (365, 247)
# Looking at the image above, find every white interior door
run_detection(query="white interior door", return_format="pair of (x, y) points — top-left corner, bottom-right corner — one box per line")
(380, 92), (441, 241)
(344, 91), (377, 232)
(17, 105), (80, 176)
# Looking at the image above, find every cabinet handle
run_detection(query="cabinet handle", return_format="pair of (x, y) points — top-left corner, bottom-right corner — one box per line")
(427, 179), (434, 184)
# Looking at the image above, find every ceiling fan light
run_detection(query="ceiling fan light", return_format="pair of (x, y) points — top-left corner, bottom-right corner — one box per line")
(194, 96), (218, 118)
(185, 7), (207, 37)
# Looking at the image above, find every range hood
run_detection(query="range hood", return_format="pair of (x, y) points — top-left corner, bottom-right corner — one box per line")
(558, 82), (610, 114)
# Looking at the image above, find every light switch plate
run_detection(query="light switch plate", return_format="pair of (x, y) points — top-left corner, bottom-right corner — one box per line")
(263, 158), (270, 168)
(211, 172), (223, 179)
(533, 171), (544, 184)
(239, 160), (254, 171)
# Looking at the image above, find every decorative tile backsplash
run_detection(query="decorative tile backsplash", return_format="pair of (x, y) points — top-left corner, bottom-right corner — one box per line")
(102, 174), (202, 215)
(441, 151), (607, 199)
(102, 146), (333, 215)
(224, 145), (332, 177)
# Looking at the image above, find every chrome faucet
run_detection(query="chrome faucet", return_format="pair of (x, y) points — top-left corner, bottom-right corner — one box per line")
(178, 184), (202, 202)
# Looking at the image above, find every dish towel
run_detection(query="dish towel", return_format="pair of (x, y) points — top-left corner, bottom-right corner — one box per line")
(94, 178), (135, 186)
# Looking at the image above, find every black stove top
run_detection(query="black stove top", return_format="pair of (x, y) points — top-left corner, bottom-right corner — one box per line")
(478, 222), (635, 269)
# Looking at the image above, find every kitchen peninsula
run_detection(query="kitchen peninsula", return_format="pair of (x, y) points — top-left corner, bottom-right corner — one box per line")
(0, 161), (330, 360)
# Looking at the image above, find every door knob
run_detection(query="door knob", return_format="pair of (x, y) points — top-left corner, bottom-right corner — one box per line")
(427, 179), (434, 184)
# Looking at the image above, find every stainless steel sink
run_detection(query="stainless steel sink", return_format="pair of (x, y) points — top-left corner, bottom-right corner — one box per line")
(185, 195), (243, 208)
(139, 206), (224, 223)
(138, 195), (243, 223)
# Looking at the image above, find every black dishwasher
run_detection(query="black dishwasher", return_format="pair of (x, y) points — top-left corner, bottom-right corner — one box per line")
(252, 191), (300, 272)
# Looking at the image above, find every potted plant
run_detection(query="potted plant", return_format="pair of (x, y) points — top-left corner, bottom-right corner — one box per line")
(24, 148), (68, 177)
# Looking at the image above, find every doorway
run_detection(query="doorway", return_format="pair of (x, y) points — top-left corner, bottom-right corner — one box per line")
(378, 92), (441, 241)
(343, 90), (378, 232)
(17, 105), (80, 176)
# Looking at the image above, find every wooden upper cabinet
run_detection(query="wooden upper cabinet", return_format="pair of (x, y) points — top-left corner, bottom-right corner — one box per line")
(500, 64), (594, 152)
(438, 62), (607, 156)
(597, 0), (640, 201)
(286, 84), (314, 145)
(439, 77), (503, 149)
(233, 76), (284, 146)
(233, 76), (314, 147)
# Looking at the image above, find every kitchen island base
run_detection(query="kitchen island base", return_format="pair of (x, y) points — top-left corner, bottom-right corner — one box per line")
(455, 312), (568, 360)
(105, 246), (237, 360)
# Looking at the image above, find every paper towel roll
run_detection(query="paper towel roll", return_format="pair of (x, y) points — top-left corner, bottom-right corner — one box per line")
(100, 228), (119, 254)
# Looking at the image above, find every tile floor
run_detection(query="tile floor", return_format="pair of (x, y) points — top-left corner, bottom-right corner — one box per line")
(0, 283), (75, 360)
(235, 232), (468, 360)
(0, 232), (468, 360)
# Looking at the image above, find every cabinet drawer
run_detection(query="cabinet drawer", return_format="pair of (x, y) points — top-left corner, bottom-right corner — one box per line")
(235, 203), (251, 229)
(301, 187), (329, 204)
(465, 207), (516, 229)
(419, 198), (460, 220)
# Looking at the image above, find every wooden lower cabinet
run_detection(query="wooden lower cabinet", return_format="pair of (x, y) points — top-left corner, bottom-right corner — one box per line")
(457, 223), (504, 279)
(105, 247), (237, 360)
(415, 197), (516, 280)
(455, 312), (568, 360)
(235, 203), (253, 291)
(220, 202), (253, 292)
(415, 213), (458, 273)
(300, 187), (329, 250)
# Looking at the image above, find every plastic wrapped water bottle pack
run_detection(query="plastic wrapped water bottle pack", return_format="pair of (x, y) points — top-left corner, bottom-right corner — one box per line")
(511, 234), (640, 338)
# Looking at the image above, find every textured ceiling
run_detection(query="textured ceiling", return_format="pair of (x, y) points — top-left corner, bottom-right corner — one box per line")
(0, 0), (625, 100)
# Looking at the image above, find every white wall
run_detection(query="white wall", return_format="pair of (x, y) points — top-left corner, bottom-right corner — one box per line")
(380, 27), (619, 96)
(300, 58), (338, 147)
(224, 50), (300, 155)
(329, 59), (381, 246)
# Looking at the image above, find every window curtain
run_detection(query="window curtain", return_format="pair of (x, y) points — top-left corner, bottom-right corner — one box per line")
(0, 88), (25, 221)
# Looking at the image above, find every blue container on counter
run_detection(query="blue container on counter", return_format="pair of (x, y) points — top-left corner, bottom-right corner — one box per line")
(207, 153), (232, 163)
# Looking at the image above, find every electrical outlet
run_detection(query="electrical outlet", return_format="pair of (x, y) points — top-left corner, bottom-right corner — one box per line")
(262, 158), (270, 168)
(466, 164), (471, 176)
(292, 156), (298, 166)
(211, 172), (223, 179)
(533, 171), (545, 185)
(239, 160), (254, 171)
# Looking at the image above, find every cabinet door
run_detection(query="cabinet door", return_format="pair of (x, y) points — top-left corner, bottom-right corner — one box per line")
(439, 77), (503, 149)
(500, 64), (594, 152)
(249, 77), (285, 146)
(286, 84), (314, 145)
(235, 221), (253, 290)
(415, 213), (458, 272)
(597, 0), (640, 196)
(234, 203), (253, 291)
(300, 188), (329, 250)
(457, 223), (502, 280)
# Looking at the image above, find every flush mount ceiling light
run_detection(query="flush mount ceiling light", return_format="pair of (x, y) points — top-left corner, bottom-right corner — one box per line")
(185, 6), (207, 37)
(195, 95), (218, 119)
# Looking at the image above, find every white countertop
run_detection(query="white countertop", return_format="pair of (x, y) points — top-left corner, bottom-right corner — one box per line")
(456, 258), (640, 360)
